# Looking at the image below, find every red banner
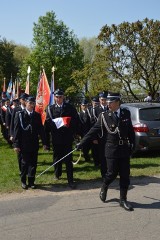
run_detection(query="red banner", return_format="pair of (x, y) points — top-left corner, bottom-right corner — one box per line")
(35, 70), (50, 124)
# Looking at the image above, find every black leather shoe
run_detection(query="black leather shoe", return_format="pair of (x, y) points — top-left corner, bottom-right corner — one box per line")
(21, 183), (28, 190)
(28, 184), (36, 189)
(68, 182), (76, 189)
(99, 184), (108, 202)
(120, 200), (134, 211)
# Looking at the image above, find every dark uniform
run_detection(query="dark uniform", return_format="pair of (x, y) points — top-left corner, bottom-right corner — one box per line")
(10, 93), (29, 174)
(78, 100), (91, 162)
(93, 92), (108, 177)
(77, 92), (135, 211)
(86, 97), (100, 166)
(13, 96), (46, 189)
(45, 89), (79, 188)
(0, 98), (11, 144)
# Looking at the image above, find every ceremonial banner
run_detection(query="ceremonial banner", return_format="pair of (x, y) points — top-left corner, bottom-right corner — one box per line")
(6, 77), (12, 99)
(49, 75), (55, 105)
(35, 69), (50, 124)
(3, 78), (6, 92)
(25, 66), (31, 94)
(49, 66), (55, 105)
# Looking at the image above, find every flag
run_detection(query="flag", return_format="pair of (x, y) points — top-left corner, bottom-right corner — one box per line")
(49, 75), (55, 105)
(35, 69), (51, 124)
(6, 77), (12, 99)
(16, 78), (21, 98)
(52, 117), (71, 129)
(25, 66), (31, 94)
(10, 81), (16, 101)
(3, 78), (6, 92)
(25, 74), (30, 94)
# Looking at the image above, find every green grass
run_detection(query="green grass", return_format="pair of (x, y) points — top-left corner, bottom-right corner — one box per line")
(0, 133), (160, 193)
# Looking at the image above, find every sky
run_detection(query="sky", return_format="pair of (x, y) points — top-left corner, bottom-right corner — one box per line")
(0, 0), (160, 47)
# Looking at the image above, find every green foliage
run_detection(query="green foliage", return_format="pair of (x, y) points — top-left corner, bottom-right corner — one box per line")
(98, 18), (160, 99)
(19, 11), (84, 97)
(0, 38), (17, 84)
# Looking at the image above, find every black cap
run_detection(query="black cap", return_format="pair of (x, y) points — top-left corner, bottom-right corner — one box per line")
(19, 93), (29, 100)
(54, 89), (64, 96)
(81, 99), (88, 105)
(26, 96), (36, 103)
(4, 98), (10, 102)
(2, 99), (6, 103)
(12, 98), (19, 103)
(107, 92), (121, 102)
(91, 96), (99, 103)
(99, 91), (107, 99)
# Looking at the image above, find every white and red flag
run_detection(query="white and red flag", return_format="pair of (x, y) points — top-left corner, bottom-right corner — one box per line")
(52, 117), (71, 129)
(35, 69), (51, 124)
(25, 66), (31, 95)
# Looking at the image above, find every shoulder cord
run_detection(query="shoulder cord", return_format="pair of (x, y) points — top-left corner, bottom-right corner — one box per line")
(47, 105), (53, 121)
(86, 108), (91, 119)
(8, 107), (12, 115)
(93, 108), (98, 121)
(101, 113), (121, 138)
(19, 112), (32, 132)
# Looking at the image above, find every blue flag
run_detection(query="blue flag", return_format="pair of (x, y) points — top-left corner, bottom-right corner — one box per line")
(49, 74), (55, 105)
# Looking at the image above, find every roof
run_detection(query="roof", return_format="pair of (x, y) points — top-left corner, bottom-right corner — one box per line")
(121, 102), (160, 109)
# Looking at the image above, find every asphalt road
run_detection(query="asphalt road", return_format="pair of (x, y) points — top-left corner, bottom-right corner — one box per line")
(0, 176), (160, 240)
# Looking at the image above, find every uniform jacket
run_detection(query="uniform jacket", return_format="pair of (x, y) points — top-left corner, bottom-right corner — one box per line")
(45, 102), (79, 145)
(10, 106), (24, 137)
(94, 105), (108, 119)
(5, 106), (13, 128)
(0, 105), (8, 124)
(80, 107), (135, 158)
(13, 109), (46, 152)
(78, 110), (91, 137)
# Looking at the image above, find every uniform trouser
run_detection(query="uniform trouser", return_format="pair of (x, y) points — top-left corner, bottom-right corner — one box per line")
(82, 142), (91, 161)
(91, 142), (100, 166)
(21, 151), (38, 185)
(98, 139), (107, 178)
(17, 152), (22, 173)
(104, 157), (130, 189)
(53, 144), (73, 184)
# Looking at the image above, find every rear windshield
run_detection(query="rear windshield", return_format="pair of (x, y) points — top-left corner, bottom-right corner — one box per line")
(139, 108), (160, 121)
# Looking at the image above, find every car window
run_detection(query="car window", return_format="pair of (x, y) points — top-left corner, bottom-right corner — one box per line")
(139, 108), (160, 121)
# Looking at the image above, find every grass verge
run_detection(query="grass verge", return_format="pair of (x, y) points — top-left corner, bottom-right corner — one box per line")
(0, 134), (160, 193)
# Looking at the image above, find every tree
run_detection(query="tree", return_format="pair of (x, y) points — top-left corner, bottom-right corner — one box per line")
(0, 38), (30, 90)
(98, 18), (160, 99)
(13, 44), (31, 70)
(20, 11), (84, 97)
(0, 38), (17, 86)
(71, 37), (121, 98)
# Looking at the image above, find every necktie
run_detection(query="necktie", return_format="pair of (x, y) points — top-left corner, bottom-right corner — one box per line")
(114, 111), (119, 120)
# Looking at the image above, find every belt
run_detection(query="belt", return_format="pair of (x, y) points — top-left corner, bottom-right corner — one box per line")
(106, 139), (129, 145)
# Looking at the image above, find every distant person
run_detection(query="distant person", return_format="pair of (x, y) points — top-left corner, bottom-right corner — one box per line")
(144, 92), (152, 102)
(13, 96), (47, 189)
(155, 93), (160, 102)
(78, 99), (91, 162)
